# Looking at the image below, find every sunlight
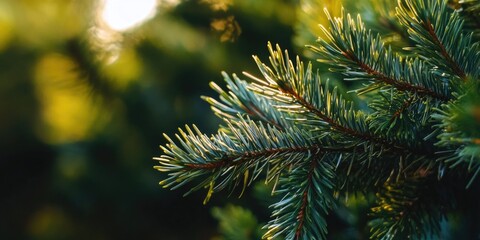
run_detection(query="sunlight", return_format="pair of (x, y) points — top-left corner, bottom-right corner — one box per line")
(101, 0), (158, 31)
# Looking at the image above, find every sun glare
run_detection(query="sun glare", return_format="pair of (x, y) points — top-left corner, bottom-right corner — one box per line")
(101, 0), (158, 31)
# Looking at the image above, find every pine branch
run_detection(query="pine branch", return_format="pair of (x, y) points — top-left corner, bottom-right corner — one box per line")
(155, 117), (354, 200)
(202, 72), (289, 129)
(246, 43), (434, 157)
(155, 0), (480, 238)
(368, 93), (429, 142)
(397, 0), (480, 80)
(389, 95), (415, 124)
(309, 9), (451, 101)
(264, 154), (336, 240)
(244, 44), (445, 196)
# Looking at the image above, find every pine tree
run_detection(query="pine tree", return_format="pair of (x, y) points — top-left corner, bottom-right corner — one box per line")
(154, 0), (480, 239)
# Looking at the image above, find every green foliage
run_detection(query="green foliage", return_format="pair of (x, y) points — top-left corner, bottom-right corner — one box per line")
(432, 79), (480, 187)
(155, 0), (480, 239)
(397, 0), (480, 80)
(212, 204), (263, 240)
(265, 155), (335, 239)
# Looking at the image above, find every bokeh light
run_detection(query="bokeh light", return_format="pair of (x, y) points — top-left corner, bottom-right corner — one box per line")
(100, 0), (158, 31)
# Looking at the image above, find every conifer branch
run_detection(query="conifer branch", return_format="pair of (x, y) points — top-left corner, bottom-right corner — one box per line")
(275, 75), (401, 149)
(156, 117), (355, 196)
(424, 20), (467, 79)
(203, 73), (289, 129)
(294, 156), (318, 240)
(397, 0), (480, 80)
(265, 154), (335, 240)
(155, 0), (480, 238)
(247, 44), (435, 157)
(389, 95), (415, 124)
(343, 49), (449, 101)
(183, 145), (350, 170)
(309, 9), (451, 101)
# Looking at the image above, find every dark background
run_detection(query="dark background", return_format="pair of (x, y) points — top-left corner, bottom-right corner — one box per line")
(0, 0), (300, 239)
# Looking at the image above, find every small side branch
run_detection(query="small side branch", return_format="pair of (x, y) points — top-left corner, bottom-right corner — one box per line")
(389, 95), (416, 124)
(184, 145), (352, 169)
(279, 83), (430, 157)
(423, 20), (467, 80)
(295, 156), (318, 239)
(342, 50), (450, 101)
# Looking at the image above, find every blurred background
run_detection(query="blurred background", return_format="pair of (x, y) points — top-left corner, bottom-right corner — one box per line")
(1, 0), (393, 239)
(0, 0), (303, 239)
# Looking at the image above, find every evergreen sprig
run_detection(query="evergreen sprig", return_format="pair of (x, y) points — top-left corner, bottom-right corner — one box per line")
(397, 0), (480, 80)
(155, 0), (480, 239)
(248, 44), (373, 145)
(202, 72), (290, 129)
(310, 8), (451, 101)
(265, 154), (335, 240)
(155, 117), (351, 203)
